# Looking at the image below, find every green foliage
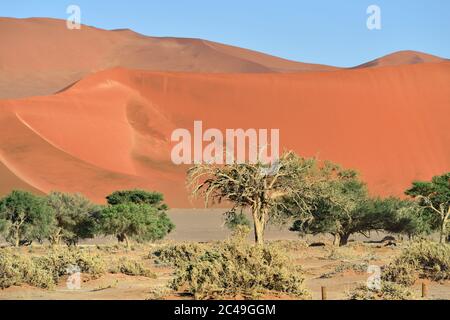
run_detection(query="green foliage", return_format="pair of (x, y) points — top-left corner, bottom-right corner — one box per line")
(349, 282), (418, 300)
(0, 249), (54, 289)
(106, 189), (168, 211)
(97, 203), (174, 246)
(289, 169), (392, 246)
(161, 241), (309, 299)
(46, 192), (100, 245)
(406, 173), (450, 209)
(383, 199), (434, 239)
(382, 240), (450, 285)
(0, 190), (55, 247)
(100, 189), (174, 247)
(224, 210), (251, 231)
(405, 172), (450, 243)
(188, 151), (334, 244)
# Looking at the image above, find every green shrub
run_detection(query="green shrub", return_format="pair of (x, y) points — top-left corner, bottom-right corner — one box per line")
(167, 241), (309, 299)
(110, 257), (155, 278)
(224, 211), (251, 231)
(348, 282), (419, 300)
(0, 249), (54, 289)
(382, 240), (450, 285)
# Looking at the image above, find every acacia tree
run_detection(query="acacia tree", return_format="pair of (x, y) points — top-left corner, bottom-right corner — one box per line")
(405, 173), (450, 243)
(97, 203), (174, 248)
(383, 199), (434, 240)
(106, 190), (168, 211)
(188, 151), (328, 245)
(0, 190), (54, 247)
(46, 192), (100, 245)
(288, 169), (390, 246)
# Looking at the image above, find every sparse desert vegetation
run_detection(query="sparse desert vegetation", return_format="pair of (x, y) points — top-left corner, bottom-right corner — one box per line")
(0, 160), (448, 300)
(154, 229), (309, 299)
(1, 239), (449, 300)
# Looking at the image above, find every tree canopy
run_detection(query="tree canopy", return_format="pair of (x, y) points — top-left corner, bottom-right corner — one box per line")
(106, 189), (168, 211)
(46, 192), (100, 245)
(97, 203), (174, 248)
(405, 173), (450, 243)
(188, 151), (333, 245)
(288, 168), (386, 246)
(0, 190), (55, 247)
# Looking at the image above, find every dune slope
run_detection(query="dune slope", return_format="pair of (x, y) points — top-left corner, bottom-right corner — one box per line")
(0, 61), (448, 206)
(2, 18), (447, 100)
(0, 17), (337, 99)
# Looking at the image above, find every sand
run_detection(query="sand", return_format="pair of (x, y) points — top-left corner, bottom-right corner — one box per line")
(0, 17), (449, 207)
(0, 17), (337, 99)
(1, 62), (449, 206)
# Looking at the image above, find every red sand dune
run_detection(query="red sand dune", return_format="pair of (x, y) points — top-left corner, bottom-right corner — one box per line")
(0, 61), (449, 206)
(0, 17), (337, 99)
(354, 50), (446, 69)
(2, 17), (446, 100)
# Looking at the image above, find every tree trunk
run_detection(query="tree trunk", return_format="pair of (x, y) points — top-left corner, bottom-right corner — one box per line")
(50, 229), (62, 246)
(254, 219), (264, 245)
(124, 234), (130, 249)
(15, 232), (20, 248)
(339, 234), (350, 246)
(441, 208), (449, 244)
(333, 234), (341, 246)
(13, 224), (21, 247)
(439, 218), (446, 244)
(252, 205), (266, 245)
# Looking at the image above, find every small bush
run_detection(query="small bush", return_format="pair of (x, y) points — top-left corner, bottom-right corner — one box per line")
(348, 282), (419, 300)
(321, 262), (368, 278)
(35, 247), (106, 282)
(153, 243), (208, 267)
(0, 249), (54, 289)
(229, 225), (251, 242)
(224, 211), (251, 231)
(382, 261), (418, 286)
(168, 241), (309, 300)
(382, 241), (450, 285)
(110, 257), (155, 278)
(269, 240), (308, 252)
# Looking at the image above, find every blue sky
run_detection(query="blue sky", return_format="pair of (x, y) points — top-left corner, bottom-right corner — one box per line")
(2, 0), (449, 67)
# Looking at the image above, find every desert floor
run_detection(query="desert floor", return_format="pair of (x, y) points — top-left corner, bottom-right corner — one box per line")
(0, 210), (448, 300)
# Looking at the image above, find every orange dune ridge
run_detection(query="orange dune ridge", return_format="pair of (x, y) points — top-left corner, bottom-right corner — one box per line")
(0, 17), (337, 100)
(1, 17), (446, 100)
(0, 61), (448, 207)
